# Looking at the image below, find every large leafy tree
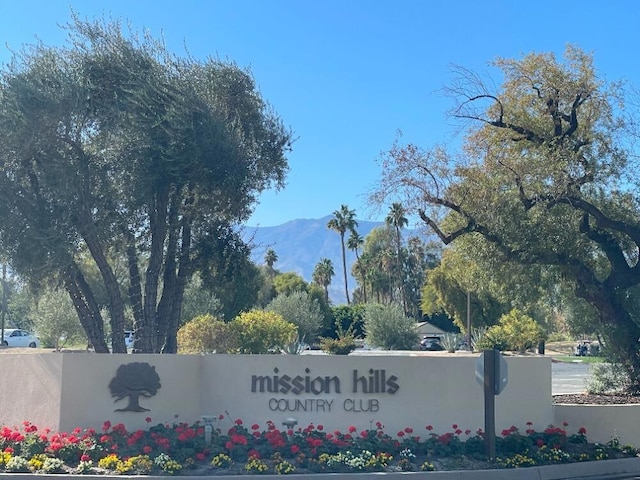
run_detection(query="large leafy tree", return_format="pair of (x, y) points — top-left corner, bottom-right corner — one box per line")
(273, 272), (308, 296)
(0, 17), (292, 353)
(327, 205), (357, 304)
(356, 226), (396, 304)
(421, 248), (507, 331)
(31, 287), (86, 350)
(403, 236), (441, 319)
(373, 46), (640, 391)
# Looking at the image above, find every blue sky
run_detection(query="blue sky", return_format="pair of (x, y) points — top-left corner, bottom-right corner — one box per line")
(1, 1), (638, 227)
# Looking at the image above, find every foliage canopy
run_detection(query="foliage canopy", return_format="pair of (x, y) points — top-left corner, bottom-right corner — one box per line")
(0, 16), (292, 352)
(373, 46), (640, 390)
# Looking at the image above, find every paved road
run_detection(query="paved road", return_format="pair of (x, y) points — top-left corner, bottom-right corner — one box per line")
(552, 360), (591, 395)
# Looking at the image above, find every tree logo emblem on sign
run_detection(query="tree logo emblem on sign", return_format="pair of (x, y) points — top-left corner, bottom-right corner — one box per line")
(109, 362), (161, 412)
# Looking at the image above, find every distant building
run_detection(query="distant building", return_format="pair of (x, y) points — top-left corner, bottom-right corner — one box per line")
(416, 321), (446, 338)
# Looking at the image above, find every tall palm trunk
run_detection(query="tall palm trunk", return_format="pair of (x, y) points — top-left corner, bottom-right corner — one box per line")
(340, 233), (350, 304)
(394, 226), (407, 315)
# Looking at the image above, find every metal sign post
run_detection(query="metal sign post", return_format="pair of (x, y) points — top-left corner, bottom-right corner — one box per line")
(483, 349), (496, 459)
(476, 349), (509, 459)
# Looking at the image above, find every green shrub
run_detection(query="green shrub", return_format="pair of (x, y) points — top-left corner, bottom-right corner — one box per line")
(475, 326), (509, 351)
(498, 309), (543, 353)
(470, 326), (489, 352)
(31, 287), (86, 350)
(266, 291), (324, 344)
(231, 310), (297, 354)
(363, 303), (419, 350)
(587, 363), (630, 394)
(281, 335), (307, 355)
(320, 317), (357, 355)
(320, 336), (357, 355)
(440, 332), (461, 353)
(177, 314), (238, 354)
(476, 309), (542, 353)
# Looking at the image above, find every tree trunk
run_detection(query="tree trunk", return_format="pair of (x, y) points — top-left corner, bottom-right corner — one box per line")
(355, 251), (367, 304)
(125, 233), (148, 353)
(395, 227), (407, 315)
(61, 263), (109, 353)
(156, 192), (182, 352)
(145, 187), (170, 353)
(579, 282), (640, 393)
(155, 231), (177, 352)
(340, 233), (350, 304)
(80, 227), (127, 353)
(163, 214), (192, 354)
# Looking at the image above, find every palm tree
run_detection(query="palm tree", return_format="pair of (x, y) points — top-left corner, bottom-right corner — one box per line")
(264, 249), (278, 276)
(347, 230), (366, 303)
(327, 205), (357, 304)
(312, 258), (335, 303)
(386, 202), (408, 313)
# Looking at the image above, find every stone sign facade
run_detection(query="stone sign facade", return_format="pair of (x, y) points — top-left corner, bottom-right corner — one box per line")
(1, 353), (553, 440)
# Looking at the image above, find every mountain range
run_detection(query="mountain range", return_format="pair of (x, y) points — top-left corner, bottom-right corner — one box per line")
(242, 215), (412, 304)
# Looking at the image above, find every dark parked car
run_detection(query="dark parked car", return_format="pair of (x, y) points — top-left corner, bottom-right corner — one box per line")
(420, 336), (444, 351)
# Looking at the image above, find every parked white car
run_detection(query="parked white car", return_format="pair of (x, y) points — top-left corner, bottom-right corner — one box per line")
(2, 329), (40, 348)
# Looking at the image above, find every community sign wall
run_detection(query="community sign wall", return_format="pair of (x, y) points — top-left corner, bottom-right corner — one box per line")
(0, 352), (553, 439)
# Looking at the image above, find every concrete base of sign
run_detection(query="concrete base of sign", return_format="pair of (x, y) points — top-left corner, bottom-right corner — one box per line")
(554, 403), (640, 445)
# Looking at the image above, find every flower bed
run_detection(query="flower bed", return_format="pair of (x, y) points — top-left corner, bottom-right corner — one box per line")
(0, 416), (637, 475)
